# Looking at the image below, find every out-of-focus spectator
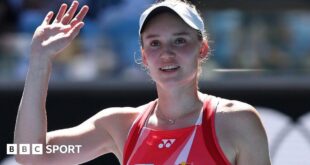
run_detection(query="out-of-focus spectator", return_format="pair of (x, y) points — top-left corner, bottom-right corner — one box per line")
(1, 1), (310, 82)
(206, 10), (298, 72)
(0, 33), (31, 81)
(17, 0), (46, 33)
(98, 0), (153, 77)
(206, 10), (243, 68)
(239, 12), (293, 70)
(284, 11), (310, 71)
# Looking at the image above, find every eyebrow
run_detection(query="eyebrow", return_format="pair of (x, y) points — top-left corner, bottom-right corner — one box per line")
(173, 32), (190, 36)
(144, 31), (190, 39)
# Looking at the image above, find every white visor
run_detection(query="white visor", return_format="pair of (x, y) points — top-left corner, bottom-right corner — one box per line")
(139, 1), (205, 35)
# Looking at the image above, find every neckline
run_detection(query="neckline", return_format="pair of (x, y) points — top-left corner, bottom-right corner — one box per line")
(143, 94), (209, 131)
(144, 124), (197, 132)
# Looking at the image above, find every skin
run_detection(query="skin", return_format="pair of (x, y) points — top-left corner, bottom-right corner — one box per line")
(14, 1), (271, 165)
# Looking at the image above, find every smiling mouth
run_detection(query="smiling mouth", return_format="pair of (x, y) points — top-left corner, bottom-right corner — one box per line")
(159, 65), (180, 72)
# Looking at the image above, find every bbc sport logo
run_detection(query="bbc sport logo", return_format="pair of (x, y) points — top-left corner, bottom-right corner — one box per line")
(7, 144), (82, 155)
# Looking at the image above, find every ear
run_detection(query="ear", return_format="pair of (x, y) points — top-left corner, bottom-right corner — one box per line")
(141, 48), (148, 67)
(199, 41), (209, 59)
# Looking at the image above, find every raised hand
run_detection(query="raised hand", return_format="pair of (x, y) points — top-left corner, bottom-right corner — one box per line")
(31, 1), (89, 60)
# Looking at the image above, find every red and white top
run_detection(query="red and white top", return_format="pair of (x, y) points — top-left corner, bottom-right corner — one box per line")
(123, 95), (231, 165)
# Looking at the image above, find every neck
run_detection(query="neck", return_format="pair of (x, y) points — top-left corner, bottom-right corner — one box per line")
(155, 82), (203, 120)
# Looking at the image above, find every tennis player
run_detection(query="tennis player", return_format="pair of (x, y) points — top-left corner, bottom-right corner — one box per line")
(14, 0), (271, 164)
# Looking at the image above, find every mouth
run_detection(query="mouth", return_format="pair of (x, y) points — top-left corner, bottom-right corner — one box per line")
(159, 65), (180, 72)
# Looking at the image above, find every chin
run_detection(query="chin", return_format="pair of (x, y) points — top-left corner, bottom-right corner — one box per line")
(155, 76), (197, 89)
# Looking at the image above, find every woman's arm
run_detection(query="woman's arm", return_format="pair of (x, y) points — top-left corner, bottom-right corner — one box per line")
(13, 1), (114, 164)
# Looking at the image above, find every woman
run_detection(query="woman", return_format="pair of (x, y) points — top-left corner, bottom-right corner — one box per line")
(14, 0), (271, 164)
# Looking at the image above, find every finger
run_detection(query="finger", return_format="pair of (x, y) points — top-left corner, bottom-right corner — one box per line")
(53, 3), (68, 23)
(75, 5), (89, 22)
(70, 5), (89, 27)
(42, 11), (54, 25)
(61, 1), (79, 24)
(70, 19), (80, 29)
(65, 22), (84, 41)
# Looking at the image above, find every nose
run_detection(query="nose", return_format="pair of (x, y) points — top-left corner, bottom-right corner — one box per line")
(160, 45), (175, 61)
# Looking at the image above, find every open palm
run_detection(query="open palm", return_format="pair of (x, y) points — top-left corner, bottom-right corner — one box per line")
(31, 1), (88, 59)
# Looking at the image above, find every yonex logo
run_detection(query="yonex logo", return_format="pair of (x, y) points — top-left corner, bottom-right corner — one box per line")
(158, 139), (176, 149)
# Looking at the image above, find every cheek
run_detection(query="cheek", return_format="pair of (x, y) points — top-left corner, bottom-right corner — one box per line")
(176, 44), (200, 61)
(143, 47), (163, 61)
(142, 51), (159, 68)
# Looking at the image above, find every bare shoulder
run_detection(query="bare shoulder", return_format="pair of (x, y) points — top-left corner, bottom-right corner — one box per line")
(216, 98), (264, 135)
(217, 98), (256, 114)
(91, 103), (150, 130)
(215, 98), (271, 165)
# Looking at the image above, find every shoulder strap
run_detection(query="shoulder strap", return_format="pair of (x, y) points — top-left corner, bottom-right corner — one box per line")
(123, 100), (157, 165)
(202, 96), (231, 165)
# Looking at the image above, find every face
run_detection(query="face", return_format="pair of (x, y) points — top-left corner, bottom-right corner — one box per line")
(141, 12), (208, 87)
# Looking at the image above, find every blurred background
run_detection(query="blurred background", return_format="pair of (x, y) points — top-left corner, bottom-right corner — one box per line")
(0, 0), (309, 164)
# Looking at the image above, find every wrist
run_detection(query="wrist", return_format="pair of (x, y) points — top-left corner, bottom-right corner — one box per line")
(29, 54), (53, 72)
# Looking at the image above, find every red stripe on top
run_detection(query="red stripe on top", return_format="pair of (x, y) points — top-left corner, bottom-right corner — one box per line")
(123, 100), (157, 165)
(202, 96), (231, 165)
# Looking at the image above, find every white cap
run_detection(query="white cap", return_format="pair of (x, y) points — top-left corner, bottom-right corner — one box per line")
(139, 1), (205, 35)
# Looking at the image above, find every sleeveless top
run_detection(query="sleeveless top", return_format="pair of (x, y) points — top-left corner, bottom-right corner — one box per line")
(123, 95), (231, 165)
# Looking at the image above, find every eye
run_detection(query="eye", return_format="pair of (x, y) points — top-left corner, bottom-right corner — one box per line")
(174, 38), (186, 45)
(150, 40), (160, 47)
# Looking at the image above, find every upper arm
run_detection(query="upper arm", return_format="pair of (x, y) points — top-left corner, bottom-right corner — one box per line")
(230, 104), (271, 165)
(41, 107), (129, 164)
